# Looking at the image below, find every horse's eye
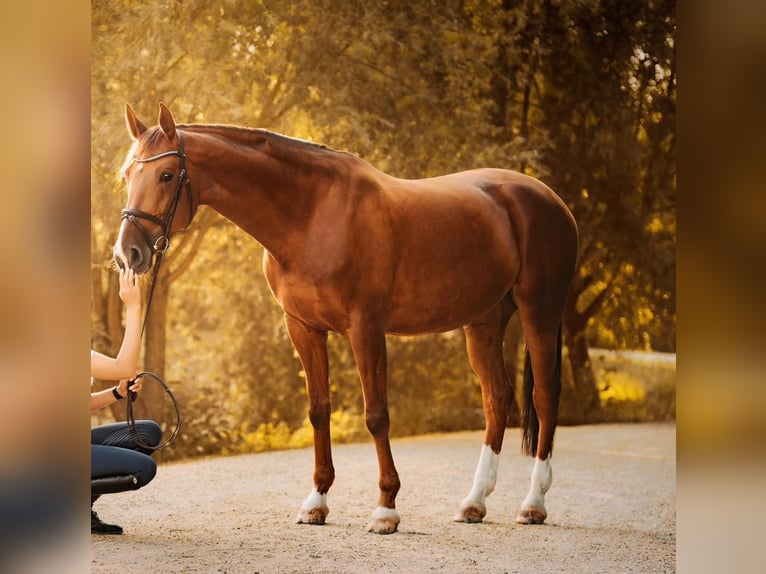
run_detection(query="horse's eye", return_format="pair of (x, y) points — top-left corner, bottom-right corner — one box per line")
(160, 172), (173, 183)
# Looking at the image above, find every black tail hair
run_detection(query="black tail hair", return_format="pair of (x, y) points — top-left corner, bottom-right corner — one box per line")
(521, 325), (563, 457)
(521, 348), (539, 456)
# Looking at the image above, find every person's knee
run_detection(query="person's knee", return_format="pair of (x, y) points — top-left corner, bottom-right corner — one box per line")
(136, 420), (163, 447)
(133, 456), (157, 488)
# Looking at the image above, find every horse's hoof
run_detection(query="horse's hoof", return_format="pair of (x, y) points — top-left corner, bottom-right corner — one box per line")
(453, 501), (486, 523)
(296, 506), (328, 525)
(515, 507), (547, 525)
(366, 506), (400, 534)
(296, 489), (329, 525)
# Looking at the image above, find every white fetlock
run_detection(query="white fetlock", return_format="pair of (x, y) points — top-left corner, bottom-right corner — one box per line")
(454, 445), (499, 523)
(296, 488), (329, 525)
(366, 506), (400, 534)
(516, 456), (552, 525)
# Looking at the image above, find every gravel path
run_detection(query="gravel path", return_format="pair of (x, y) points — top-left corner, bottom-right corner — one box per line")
(91, 423), (675, 573)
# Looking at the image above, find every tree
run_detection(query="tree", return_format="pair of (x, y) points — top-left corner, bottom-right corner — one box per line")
(523, 0), (676, 422)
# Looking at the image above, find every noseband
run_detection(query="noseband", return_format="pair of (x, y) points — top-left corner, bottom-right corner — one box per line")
(121, 131), (194, 259)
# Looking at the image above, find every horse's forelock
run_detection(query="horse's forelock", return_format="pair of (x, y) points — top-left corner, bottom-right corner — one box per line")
(117, 127), (170, 181)
(117, 140), (139, 181)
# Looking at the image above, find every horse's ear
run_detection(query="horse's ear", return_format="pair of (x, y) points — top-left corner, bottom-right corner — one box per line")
(158, 102), (177, 140)
(125, 104), (147, 140)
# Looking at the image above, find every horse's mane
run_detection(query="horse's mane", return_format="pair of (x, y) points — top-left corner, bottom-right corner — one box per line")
(180, 123), (337, 154)
(119, 123), (356, 181)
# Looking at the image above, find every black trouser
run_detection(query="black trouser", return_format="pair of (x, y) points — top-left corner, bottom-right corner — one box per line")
(91, 421), (162, 500)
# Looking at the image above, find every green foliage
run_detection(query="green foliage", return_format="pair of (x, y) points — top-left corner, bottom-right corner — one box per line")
(593, 351), (676, 423)
(537, 0), (676, 353)
(227, 410), (370, 456)
(386, 333), (485, 435)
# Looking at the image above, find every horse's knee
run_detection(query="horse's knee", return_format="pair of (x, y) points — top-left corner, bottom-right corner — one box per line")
(365, 406), (390, 436)
(308, 400), (331, 429)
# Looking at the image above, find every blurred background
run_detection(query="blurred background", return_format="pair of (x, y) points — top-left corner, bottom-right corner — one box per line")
(2, 0), (765, 571)
(90, 0), (676, 464)
(0, 2), (89, 572)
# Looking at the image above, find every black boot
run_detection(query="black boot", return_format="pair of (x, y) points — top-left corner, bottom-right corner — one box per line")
(91, 509), (123, 535)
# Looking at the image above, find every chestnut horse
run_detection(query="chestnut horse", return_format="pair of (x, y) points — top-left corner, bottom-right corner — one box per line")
(114, 103), (578, 534)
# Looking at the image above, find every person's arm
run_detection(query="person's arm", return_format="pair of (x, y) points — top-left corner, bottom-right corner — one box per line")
(90, 378), (143, 411)
(90, 268), (142, 381)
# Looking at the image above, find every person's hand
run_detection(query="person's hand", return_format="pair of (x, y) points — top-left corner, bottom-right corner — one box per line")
(118, 267), (141, 308)
(116, 377), (142, 398)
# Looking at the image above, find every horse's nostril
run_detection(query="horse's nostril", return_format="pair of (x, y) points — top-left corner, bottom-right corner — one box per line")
(129, 246), (143, 268)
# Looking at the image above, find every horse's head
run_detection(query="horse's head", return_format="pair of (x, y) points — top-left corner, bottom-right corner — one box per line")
(114, 103), (197, 274)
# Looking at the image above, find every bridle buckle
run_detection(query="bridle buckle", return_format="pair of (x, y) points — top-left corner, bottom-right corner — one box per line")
(153, 235), (170, 254)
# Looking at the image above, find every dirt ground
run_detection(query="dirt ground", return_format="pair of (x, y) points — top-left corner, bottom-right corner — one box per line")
(91, 423), (675, 573)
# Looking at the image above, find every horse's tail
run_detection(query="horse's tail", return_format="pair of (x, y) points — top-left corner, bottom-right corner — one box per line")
(521, 348), (539, 457)
(521, 325), (563, 457)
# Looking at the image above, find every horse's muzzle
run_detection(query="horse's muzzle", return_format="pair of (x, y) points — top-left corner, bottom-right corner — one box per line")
(113, 238), (153, 275)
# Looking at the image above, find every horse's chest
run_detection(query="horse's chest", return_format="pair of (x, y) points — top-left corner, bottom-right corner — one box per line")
(262, 251), (352, 331)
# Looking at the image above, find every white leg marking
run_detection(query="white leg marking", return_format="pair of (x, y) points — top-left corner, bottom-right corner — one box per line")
(113, 224), (129, 268)
(468, 444), (500, 499)
(370, 506), (400, 521)
(296, 488), (329, 524)
(517, 455), (552, 524)
(455, 444), (500, 522)
(367, 506), (401, 534)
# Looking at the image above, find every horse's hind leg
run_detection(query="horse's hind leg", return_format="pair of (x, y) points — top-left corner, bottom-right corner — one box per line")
(515, 301), (564, 525)
(285, 314), (334, 526)
(454, 296), (516, 523)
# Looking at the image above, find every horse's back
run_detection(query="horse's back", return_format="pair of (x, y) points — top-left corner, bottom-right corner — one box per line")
(382, 167), (576, 263)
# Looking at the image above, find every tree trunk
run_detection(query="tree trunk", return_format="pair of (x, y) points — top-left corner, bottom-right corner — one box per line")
(562, 327), (603, 423)
(560, 319), (603, 425)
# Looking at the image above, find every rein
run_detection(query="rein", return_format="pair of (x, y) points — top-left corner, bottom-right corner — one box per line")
(121, 132), (193, 451)
(126, 372), (182, 451)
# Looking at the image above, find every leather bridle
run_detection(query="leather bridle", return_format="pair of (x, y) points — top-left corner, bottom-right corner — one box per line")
(121, 131), (196, 335)
(121, 130), (194, 259)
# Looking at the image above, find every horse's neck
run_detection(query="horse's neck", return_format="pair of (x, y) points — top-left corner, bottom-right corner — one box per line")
(191, 128), (339, 261)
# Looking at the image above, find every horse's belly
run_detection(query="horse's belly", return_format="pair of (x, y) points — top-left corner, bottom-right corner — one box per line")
(385, 298), (507, 335)
(265, 249), (515, 335)
(385, 254), (517, 334)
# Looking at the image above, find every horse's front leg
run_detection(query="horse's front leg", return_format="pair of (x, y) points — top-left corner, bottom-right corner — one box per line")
(284, 314), (334, 525)
(348, 321), (401, 534)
